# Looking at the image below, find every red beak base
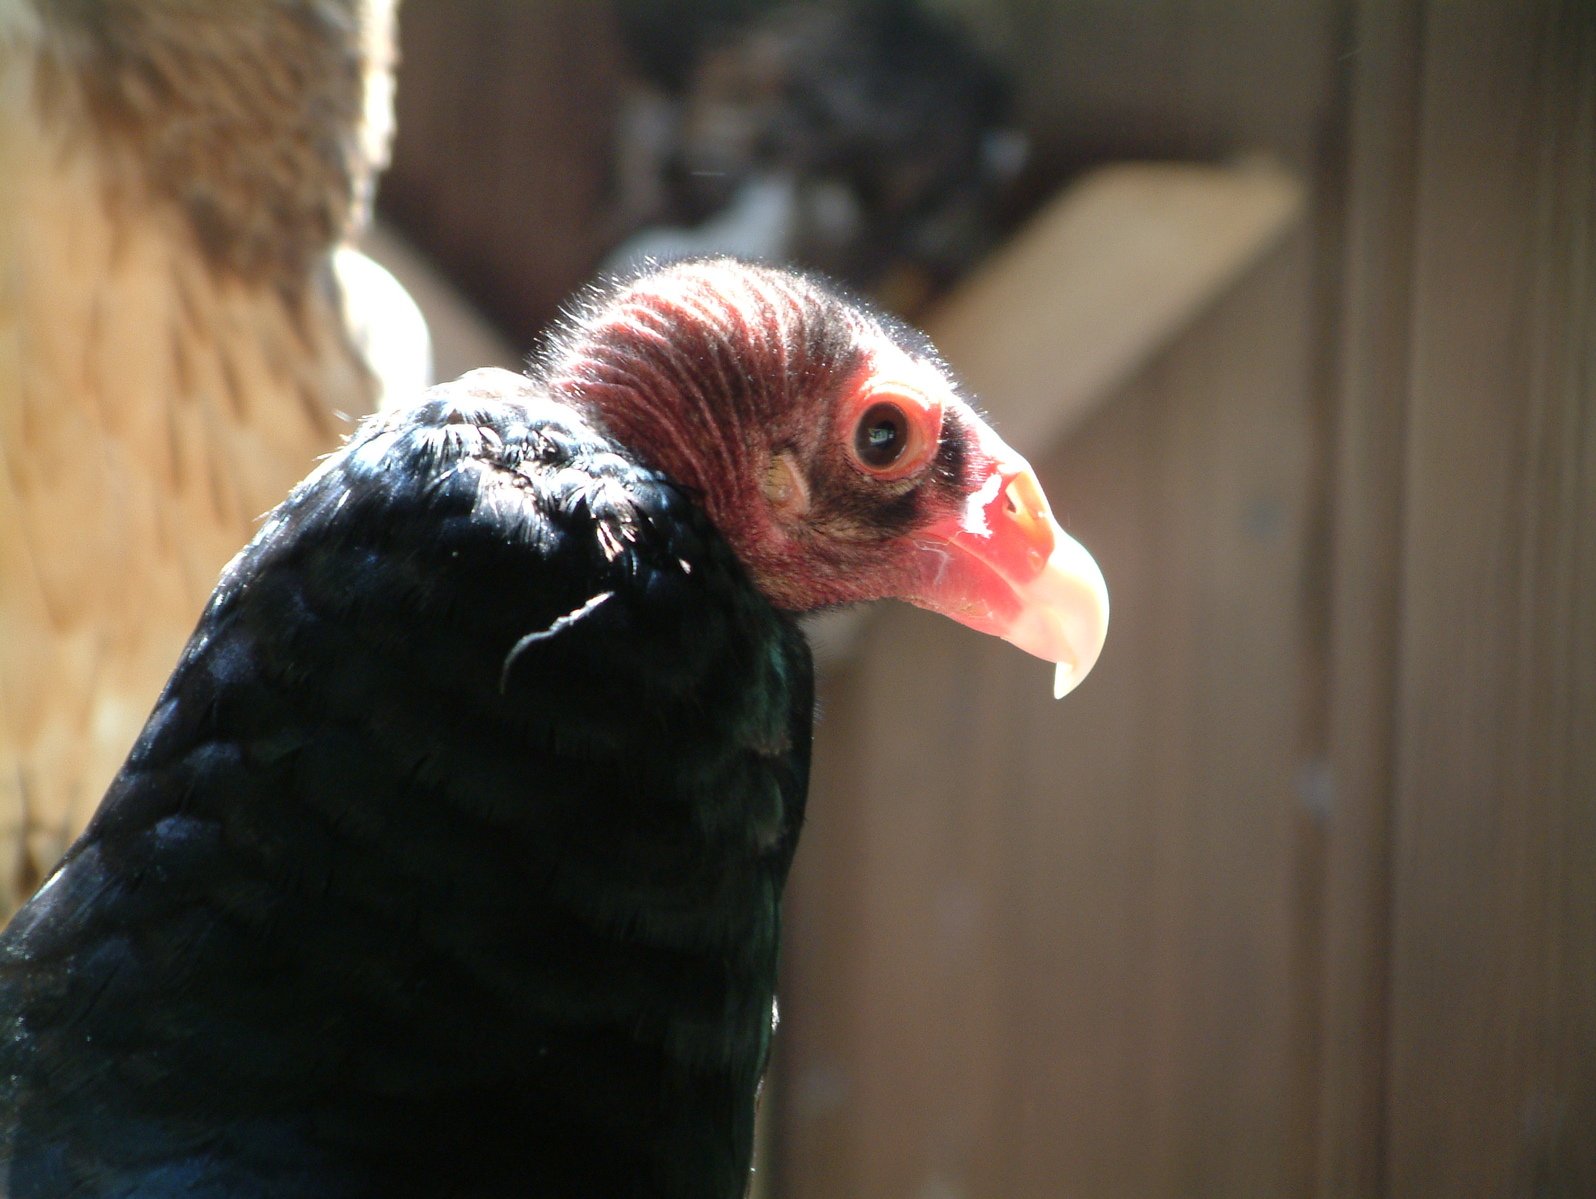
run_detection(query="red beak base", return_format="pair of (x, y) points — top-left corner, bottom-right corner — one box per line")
(906, 439), (1109, 698)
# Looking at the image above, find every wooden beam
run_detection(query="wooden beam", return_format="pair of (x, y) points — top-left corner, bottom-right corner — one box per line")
(928, 161), (1306, 456)
(1385, 3), (1596, 1194)
(1314, 1), (1423, 1194)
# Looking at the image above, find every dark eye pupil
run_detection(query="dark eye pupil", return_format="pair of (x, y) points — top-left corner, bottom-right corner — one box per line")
(855, 402), (908, 467)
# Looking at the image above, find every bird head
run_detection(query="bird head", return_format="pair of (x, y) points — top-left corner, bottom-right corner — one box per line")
(541, 259), (1108, 695)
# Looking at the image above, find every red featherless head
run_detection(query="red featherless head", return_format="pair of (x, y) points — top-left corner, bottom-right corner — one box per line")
(541, 259), (1108, 694)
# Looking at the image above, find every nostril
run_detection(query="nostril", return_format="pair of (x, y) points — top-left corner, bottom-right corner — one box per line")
(1003, 469), (1047, 520)
(1002, 475), (1024, 515)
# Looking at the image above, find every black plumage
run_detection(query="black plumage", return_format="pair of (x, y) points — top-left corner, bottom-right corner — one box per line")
(0, 375), (809, 1198)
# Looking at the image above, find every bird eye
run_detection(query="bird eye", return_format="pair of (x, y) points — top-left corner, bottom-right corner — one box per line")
(841, 378), (942, 481)
(854, 402), (911, 469)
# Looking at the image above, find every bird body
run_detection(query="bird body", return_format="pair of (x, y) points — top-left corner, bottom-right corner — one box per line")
(2, 372), (807, 1196)
(0, 261), (1107, 1196)
(0, 0), (421, 910)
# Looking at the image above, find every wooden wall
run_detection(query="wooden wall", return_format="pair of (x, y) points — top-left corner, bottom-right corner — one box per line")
(774, 2), (1596, 1197)
(381, 3), (627, 341)
(1368, 3), (1596, 1194)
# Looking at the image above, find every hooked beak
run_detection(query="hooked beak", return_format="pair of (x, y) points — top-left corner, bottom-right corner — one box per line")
(907, 439), (1109, 698)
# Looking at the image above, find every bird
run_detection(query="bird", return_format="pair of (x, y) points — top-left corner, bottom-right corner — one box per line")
(0, 0), (425, 916)
(0, 259), (1108, 1198)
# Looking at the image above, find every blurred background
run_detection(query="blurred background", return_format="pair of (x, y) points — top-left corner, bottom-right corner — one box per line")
(368, 3), (1594, 1196)
(5, 0), (1591, 1195)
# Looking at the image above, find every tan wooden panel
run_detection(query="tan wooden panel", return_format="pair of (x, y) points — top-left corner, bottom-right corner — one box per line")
(1313, 1), (1424, 1194)
(381, 2), (625, 336)
(992, 0), (1342, 176)
(778, 235), (1323, 1198)
(930, 163), (1304, 458)
(1387, 2), (1596, 1194)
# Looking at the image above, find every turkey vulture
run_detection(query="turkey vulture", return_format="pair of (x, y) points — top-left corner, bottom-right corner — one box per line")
(0, 259), (1106, 1198)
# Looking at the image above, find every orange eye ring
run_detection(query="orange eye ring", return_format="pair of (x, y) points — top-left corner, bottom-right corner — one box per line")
(843, 383), (942, 481)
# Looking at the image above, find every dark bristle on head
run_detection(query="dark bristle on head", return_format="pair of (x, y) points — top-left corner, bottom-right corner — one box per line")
(536, 261), (839, 479)
(537, 257), (944, 394)
(537, 260), (850, 389)
(521, 257), (995, 616)
(532, 257), (962, 472)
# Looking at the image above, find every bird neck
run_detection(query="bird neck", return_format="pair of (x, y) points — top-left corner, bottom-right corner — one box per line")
(538, 261), (863, 604)
(548, 350), (781, 569)
(585, 387), (765, 522)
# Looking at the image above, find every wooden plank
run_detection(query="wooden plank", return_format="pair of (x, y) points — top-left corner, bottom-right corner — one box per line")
(1313, 1), (1424, 1194)
(1387, 1), (1596, 1194)
(1039, 240), (1317, 1198)
(996, 0), (1341, 177)
(381, 2), (624, 335)
(929, 162), (1305, 459)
